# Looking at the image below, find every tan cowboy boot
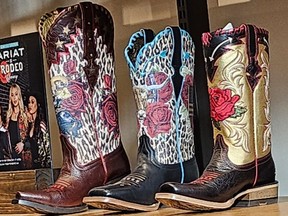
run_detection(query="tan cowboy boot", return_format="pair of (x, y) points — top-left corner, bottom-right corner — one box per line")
(156, 23), (278, 211)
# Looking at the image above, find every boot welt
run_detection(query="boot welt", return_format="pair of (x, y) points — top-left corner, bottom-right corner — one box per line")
(155, 182), (278, 211)
(12, 199), (87, 214)
(83, 196), (160, 211)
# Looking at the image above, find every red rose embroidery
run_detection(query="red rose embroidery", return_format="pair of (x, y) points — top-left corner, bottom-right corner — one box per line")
(146, 72), (173, 102)
(202, 32), (212, 47)
(144, 102), (172, 138)
(101, 93), (119, 137)
(181, 74), (193, 108)
(104, 74), (112, 90)
(63, 60), (77, 75)
(159, 81), (173, 103)
(209, 88), (240, 122)
(61, 81), (86, 115)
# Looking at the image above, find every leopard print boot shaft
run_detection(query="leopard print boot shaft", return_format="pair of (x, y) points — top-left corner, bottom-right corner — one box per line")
(83, 27), (199, 211)
(156, 24), (278, 211)
(12, 2), (130, 214)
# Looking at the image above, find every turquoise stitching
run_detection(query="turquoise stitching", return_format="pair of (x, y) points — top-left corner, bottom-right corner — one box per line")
(172, 27), (185, 183)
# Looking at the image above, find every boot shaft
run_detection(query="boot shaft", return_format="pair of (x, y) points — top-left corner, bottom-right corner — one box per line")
(125, 27), (195, 165)
(39, 2), (121, 165)
(202, 24), (271, 165)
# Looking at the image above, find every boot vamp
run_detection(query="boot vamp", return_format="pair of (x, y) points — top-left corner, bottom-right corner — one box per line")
(15, 157), (104, 207)
(16, 167), (104, 207)
(89, 155), (198, 205)
(160, 168), (254, 203)
(160, 153), (276, 203)
(16, 181), (83, 207)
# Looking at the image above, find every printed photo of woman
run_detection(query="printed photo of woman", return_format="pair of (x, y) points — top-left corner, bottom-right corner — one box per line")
(26, 91), (51, 168)
(6, 83), (31, 170)
(0, 105), (12, 161)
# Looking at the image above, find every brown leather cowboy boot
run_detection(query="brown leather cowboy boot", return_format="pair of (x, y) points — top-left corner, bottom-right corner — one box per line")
(83, 26), (199, 211)
(156, 23), (278, 211)
(12, 2), (130, 214)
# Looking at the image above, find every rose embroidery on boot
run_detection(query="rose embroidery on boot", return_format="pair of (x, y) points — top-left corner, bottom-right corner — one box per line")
(61, 81), (87, 117)
(63, 60), (77, 75)
(181, 74), (193, 108)
(144, 102), (172, 138)
(104, 74), (112, 90)
(158, 80), (173, 103)
(101, 93), (120, 137)
(209, 88), (246, 130)
(146, 71), (173, 103)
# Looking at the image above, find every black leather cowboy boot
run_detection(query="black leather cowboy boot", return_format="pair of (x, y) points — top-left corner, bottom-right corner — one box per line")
(12, 2), (130, 214)
(83, 27), (199, 211)
(156, 23), (278, 211)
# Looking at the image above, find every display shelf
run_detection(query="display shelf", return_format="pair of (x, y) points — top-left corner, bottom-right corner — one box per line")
(1, 197), (287, 216)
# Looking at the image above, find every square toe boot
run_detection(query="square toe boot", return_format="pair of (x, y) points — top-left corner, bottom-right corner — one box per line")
(156, 24), (278, 211)
(12, 2), (130, 214)
(83, 27), (199, 212)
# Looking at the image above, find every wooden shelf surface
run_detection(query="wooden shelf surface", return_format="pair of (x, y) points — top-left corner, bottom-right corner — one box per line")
(1, 197), (288, 216)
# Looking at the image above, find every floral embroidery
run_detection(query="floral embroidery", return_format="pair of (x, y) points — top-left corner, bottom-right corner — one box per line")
(181, 74), (193, 108)
(104, 74), (112, 90)
(63, 60), (77, 75)
(146, 72), (173, 103)
(144, 102), (172, 138)
(61, 81), (87, 117)
(101, 93), (119, 138)
(209, 88), (239, 121)
(209, 88), (246, 130)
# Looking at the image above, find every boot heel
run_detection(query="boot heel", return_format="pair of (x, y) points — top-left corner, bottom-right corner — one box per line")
(236, 182), (278, 207)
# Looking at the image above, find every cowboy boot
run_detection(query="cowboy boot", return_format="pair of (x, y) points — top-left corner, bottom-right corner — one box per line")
(155, 23), (278, 211)
(12, 2), (130, 214)
(83, 26), (199, 211)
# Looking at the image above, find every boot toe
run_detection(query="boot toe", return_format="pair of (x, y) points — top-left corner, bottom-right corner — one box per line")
(88, 188), (112, 197)
(159, 182), (182, 193)
(16, 191), (47, 201)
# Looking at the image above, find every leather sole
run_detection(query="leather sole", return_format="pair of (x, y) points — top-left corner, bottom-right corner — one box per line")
(83, 196), (160, 211)
(155, 182), (278, 211)
(12, 199), (87, 214)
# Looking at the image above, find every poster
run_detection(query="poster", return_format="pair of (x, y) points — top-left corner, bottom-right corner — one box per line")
(0, 32), (51, 171)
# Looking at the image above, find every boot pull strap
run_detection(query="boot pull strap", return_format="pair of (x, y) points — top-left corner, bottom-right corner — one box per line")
(171, 26), (183, 100)
(79, 2), (99, 89)
(79, 2), (96, 62)
(142, 29), (155, 43)
(244, 24), (261, 91)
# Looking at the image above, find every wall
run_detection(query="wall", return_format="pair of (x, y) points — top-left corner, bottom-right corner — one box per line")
(208, 0), (288, 196)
